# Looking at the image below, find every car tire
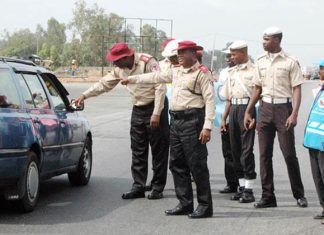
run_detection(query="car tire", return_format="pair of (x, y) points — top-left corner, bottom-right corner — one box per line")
(68, 137), (92, 186)
(16, 151), (40, 212)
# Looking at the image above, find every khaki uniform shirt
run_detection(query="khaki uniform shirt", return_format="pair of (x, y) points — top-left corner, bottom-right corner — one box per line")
(254, 50), (304, 98)
(82, 53), (166, 115)
(128, 61), (215, 130)
(221, 61), (255, 99)
(159, 58), (172, 72)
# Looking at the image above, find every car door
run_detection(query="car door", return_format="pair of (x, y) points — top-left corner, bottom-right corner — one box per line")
(0, 68), (30, 155)
(16, 73), (62, 173)
(40, 75), (84, 169)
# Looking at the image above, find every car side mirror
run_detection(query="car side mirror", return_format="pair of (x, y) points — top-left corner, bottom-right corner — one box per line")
(69, 99), (84, 111)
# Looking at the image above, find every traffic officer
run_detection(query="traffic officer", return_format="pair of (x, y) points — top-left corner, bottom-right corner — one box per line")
(218, 47), (239, 194)
(74, 42), (170, 200)
(145, 39), (180, 192)
(120, 41), (215, 219)
(159, 39), (181, 71)
(159, 38), (175, 72)
(220, 41), (256, 203)
(244, 27), (308, 208)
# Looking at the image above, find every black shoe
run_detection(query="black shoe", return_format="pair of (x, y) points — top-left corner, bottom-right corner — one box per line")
(219, 185), (237, 194)
(188, 205), (213, 219)
(239, 189), (255, 203)
(121, 190), (145, 199)
(297, 197), (308, 208)
(165, 204), (193, 216)
(147, 191), (163, 200)
(144, 185), (152, 192)
(313, 211), (324, 219)
(231, 186), (244, 200)
(254, 198), (277, 208)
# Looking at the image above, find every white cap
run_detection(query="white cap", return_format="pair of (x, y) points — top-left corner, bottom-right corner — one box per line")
(263, 26), (282, 36)
(221, 48), (231, 54)
(229, 40), (248, 50)
(221, 43), (232, 54)
(161, 39), (181, 57)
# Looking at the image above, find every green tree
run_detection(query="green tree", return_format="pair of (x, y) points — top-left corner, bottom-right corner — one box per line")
(140, 24), (167, 59)
(38, 43), (51, 60)
(50, 45), (59, 67)
(61, 39), (82, 66)
(0, 29), (37, 58)
(35, 24), (46, 54)
(46, 18), (66, 53)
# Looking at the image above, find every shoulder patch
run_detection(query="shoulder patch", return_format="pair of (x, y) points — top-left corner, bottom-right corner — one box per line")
(139, 54), (152, 63)
(199, 65), (209, 73)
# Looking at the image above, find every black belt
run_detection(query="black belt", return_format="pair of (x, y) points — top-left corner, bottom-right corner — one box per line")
(169, 108), (204, 121)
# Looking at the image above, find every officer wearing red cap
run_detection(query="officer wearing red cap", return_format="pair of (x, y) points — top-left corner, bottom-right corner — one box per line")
(120, 40), (215, 219)
(74, 42), (170, 200)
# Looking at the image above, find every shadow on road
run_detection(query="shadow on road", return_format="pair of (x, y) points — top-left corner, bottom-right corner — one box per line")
(0, 176), (132, 224)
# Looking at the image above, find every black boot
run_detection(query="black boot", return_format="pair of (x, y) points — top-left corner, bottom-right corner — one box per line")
(231, 186), (244, 200)
(239, 188), (255, 203)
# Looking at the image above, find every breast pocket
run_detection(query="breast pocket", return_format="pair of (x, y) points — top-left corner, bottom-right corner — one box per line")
(244, 75), (254, 89)
(276, 68), (289, 81)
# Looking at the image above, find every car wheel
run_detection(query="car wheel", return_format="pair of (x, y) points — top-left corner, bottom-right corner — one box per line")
(68, 137), (92, 186)
(16, 151), (40, 212)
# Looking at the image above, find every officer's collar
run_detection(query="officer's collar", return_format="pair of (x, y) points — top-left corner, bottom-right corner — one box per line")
(266, 50), (286, 59)
(235, 62), (248, 70)
(181, 61), (200, 73)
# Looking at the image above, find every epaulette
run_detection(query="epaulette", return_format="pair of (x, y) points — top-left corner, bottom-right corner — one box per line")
(139, 54), (152, 63)
(286, 54), (298, 62)
(256, 53), (267, 60)
(199, 65), (209, 73)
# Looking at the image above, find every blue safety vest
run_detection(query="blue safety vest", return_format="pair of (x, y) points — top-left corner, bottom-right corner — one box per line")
(303, 86), (324, 151)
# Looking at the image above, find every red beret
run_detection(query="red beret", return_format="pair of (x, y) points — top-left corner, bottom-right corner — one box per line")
(176, 41), (203, 51)
(106, 42), (134, 62)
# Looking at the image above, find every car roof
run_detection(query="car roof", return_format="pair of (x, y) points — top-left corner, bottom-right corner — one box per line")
(0, 57), (69, 96)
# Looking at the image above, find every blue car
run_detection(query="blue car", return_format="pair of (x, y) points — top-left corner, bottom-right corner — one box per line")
(0, 57), (92, 212)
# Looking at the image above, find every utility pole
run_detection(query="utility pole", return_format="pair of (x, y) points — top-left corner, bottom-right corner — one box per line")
(210, 34), (216, 71)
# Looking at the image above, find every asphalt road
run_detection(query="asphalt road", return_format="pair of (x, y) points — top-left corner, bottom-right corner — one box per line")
(0, 81), (323, 234)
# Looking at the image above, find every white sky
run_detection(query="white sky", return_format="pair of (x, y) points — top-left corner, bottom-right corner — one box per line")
(0, 0), (323, 66)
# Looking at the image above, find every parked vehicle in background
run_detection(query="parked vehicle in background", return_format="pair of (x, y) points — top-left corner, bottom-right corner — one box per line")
(0, 57), (93, 212)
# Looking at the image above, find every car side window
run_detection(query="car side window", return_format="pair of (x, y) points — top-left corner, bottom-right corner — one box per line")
(20, 74), (50, 109)
(16, 74), (37, 109)
(41, 76), (66, 112)
(0, 68), (20, 109)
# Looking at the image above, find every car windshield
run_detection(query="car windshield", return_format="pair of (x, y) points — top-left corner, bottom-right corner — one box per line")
(0, 68), (20, 109)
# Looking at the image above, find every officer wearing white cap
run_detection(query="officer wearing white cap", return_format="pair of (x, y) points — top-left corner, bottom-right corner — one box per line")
(244, 27), (308, 208)
(220, 40), (256, 203)
(159, 39), (181, 72)
(218, 44), (239, 194)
